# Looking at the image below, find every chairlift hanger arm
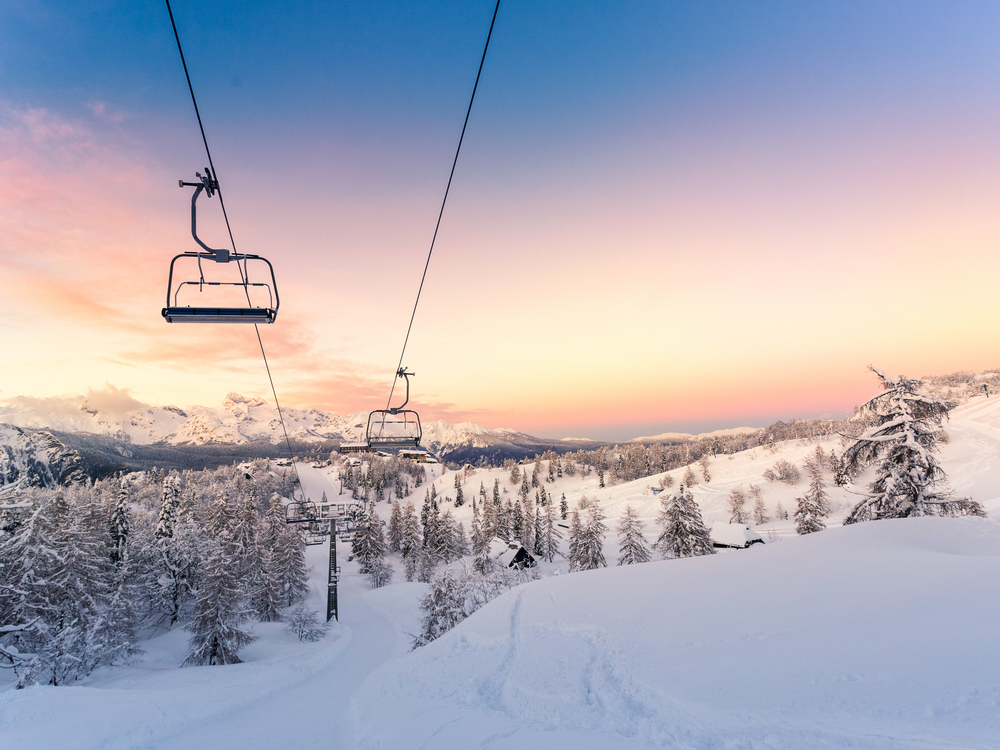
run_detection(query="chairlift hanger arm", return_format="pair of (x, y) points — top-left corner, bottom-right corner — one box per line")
(390, 367), (414, 414)
(179, 169), (230, 262)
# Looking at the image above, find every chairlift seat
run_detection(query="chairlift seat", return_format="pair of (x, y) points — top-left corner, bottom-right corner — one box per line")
(366, 409), (422, 450)
(285, 500), (319, 524)
(162, 306), (276, 324)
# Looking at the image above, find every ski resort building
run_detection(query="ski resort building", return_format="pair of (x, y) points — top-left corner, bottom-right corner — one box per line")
(488, 538), (536, 569)
(710, 522), (764, 549)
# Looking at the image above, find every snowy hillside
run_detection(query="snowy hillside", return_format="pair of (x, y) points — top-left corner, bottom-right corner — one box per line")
(3, 396), (999, 748)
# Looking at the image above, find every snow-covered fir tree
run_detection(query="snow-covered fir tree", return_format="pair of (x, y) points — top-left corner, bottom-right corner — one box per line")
(616, 504), (651, 565)
(655, 485), (715, 560)
(570, 501), (607, 571)
(183, 539), (256, 666)
(749, 484), (768, 526)
(432, 509), (468, 564)
(352, 507), (387, 575)
(794, 493), (826, 535)
(412, 568), (473, 648)
(109, 476), (131, 568)
(387, 499), (403, 553)
(727, 486), (748, 524)
(541, 499), (562, 563)
(272, 524), (309, 607)
(367, 556), (394, 588)
(843, 368), (984, 523)
(400, 502), (422, 582)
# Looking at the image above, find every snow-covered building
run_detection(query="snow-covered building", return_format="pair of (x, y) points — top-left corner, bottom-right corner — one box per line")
(339, 442), (370, 455)
(710, 522), (764, 549)
(488, 538), (536, 569)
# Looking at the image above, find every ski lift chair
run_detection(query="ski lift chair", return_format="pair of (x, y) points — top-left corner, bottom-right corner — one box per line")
(366, 368), (423, 450)
(303, 525), (329, 546)
(285, 499), (320, 525)
(162, 170), (279, 324)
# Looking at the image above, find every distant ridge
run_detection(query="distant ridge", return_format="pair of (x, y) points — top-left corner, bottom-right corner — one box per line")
(0, 391), (608, 475)
(628, 426), (761, 444)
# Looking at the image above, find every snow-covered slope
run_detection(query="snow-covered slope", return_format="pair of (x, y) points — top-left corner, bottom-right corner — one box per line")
(355, 516), (1000, 750)
(4, 397), (999, 749)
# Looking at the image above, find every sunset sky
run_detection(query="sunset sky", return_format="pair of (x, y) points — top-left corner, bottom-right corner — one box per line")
(2, 1), (999, 440)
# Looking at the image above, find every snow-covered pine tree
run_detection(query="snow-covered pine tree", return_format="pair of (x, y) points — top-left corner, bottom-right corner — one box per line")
(400, 502), (422, 582)
(255, 545), (284, 622)
(775, 500), (788, 521)
(90, 549), (144, 668)
(387, 499), (403, 553)
(567, 507), (582, 570)
(273, 525), (309, 607)
(416, 547), (437, 584)
(367, 556), (394, 588)
(453, 473), (464, 507)
(804, 457), (830, 518)
(726, 486), (748, 524)
(509, 462), (521, 486)
(655, 485), (715, 559)
(203, 490), (232, 540)
(580, 502), (608, 570)
(433, 509), (466, 564)
(521, 493), (536, 551)
(232, 493), (263, 607)
(471, 502), (491, 574)
(843, 367), (985, 523)
(794, 493), (826, 534)
(533, 504), (545, 557)
(109, 475), (132, 567)
(352, 507), (387, 574)
(559, 494), (568, 520)
(682, 465), (697, 487)
(616, 504), (651, 565)
(541, 499), (562, 563)
(511, 494), (525, 542)
(411, 567), (472, 648)
(830, 450), (849, 487)
(749, 484), (768, 526)
(183, 539), (256, 666)
(155, 475), (182, 541)
(699, 454), (712, 483)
